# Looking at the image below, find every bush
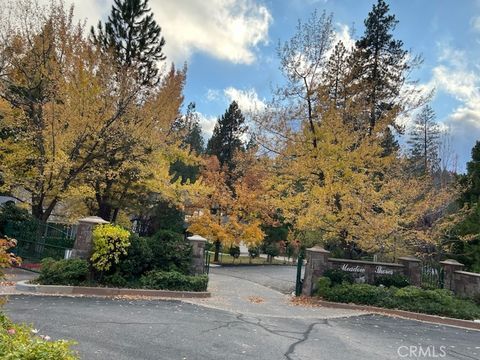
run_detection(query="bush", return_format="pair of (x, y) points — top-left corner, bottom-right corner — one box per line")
(264, 244), (279, 258)
(91, 224), (131, 272)
(117, 234), (153, 280)
(317, 283), (480, 320)
(37, 258), (89, 286)
(229, 246), (240, 259)
(323, 269), (354, 286)
(147, 230), (192, 274)
(315, 277), (332, 296)
(0, 312), (77, 359)
(102, 272), (128, 288)
(248, 247), (259, 259)
(140, 270), (208, 292)
(374, 274), (410, 288)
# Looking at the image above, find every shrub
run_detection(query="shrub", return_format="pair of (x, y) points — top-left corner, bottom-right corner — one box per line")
(91, 224), (131, 272)
(103, 272), (128, 288)
(374, 274), (410, 288)
(315, 277), (332, 296)
(37, 258), (89, 286)
(117, 234), (153, 279)
(264, 244), (279, 257)
(323, 269), (354, 286)
(140, 270), (208, 292)
(0, 312), (77, 359)
(0, 236), (21, 280)
(316, 283), (480, 320)
(248, 247), (260, 259)
(229, 246), (240, 259)
(147, 230), (192, 274)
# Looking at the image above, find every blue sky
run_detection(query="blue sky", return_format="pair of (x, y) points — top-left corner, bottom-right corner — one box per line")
(55, 0), (480, 172)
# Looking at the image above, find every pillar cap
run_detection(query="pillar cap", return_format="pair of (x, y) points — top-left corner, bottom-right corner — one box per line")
(398, 256), (421, 262)
(78, 216), (109, 224)
(440, 259), (464, 266)
(187, 234), (207, 242)
(306, 246), (330, 253)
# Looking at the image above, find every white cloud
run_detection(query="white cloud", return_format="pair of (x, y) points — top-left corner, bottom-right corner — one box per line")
(421, 43), (480, 170)
(224, 87), (266, 113)
(471, 16), (480, 32)
(206, 89), (220, 101)
(333, 23), (355, 50)
(197, 112), (217, 139)
(150, 0), (272, 64)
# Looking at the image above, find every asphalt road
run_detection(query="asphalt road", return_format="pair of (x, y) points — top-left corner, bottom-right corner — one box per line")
(210, 265), (300, 294)
(4, 295), (480, 360)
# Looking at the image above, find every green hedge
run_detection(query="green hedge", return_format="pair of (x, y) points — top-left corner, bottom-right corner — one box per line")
(140, 270), (208, 292)
(316, 279), (480, 320)
(0, 312), (77, 359)
(37, 258), (89, 286)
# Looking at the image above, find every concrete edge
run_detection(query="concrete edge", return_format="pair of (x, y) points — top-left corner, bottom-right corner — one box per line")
(301, 297), (480, 331)
(15, 280), (210, 299)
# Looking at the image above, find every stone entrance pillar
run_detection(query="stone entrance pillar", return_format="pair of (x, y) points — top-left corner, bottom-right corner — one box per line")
(187, 234), (207, 275)
(71, 216), (109, 260)
(398, 256), (422, 286)
(302, 246), (330, 296)
(440, 259), (464, 291)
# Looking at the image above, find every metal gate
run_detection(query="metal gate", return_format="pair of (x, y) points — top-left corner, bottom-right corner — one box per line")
(421, 260), (444, 289)
(295, 254), (304, 296)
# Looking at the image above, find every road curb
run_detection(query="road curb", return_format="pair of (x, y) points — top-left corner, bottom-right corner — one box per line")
(15, 280), (211, 299)
(302, 298), (480, 331)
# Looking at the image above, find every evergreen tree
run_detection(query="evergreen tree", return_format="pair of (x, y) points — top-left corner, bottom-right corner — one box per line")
(351, 0), (410, 138)
(206, 101), (247, 172)
(323, 41), (349, 108)
(182, 102), (205, 154)
(407, 105), (440, 175)
(91, 0), (166, 86)
(460, 141), (480, 205)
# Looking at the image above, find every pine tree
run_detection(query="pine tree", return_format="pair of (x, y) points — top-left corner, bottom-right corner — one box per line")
(352, 0), (410, 137)
(460, 141), (480, 205)
(91, 0), (166, 86)
(407, 105), (440, 175)
(182, 103), (205, 154)
(206, 101), (247, 172)
(323, 41), (349, 108)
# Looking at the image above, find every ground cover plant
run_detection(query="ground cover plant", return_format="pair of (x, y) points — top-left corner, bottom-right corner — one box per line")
(315, 276), (480, 320)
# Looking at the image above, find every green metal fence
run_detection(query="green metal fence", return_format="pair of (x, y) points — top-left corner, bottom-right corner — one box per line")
(421, 260), (444, 289)
(4, 220), (75, 263)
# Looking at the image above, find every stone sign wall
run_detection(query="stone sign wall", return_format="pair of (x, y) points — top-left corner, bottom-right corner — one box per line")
(302, 246), (480, 299)
(302, 246), (420, 296)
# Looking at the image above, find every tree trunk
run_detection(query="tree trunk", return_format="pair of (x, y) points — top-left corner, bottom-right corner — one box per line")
(214, 240), (221, 262)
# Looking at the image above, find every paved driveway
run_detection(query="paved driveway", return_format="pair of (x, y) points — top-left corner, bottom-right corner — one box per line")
(4, 295), (479, 360)
(210, 265), (300, 294)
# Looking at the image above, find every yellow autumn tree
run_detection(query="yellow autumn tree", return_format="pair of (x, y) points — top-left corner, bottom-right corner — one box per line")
(187, 153), (269, 261)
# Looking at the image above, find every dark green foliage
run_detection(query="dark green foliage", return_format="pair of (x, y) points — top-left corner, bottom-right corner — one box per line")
(0, 203), (37, 239)
(136, 200), (185, 236)
(351, 0), (411, 148)
(147, 230), (192, 274)
(140, 270), (208, 291)
(38, 258), (89, 286)
(91, 0), (166, 86)
(449, 142), (480, 271)
(248, 247), (260, 259)
(264, 244), (280, 258)
(461, 141), (480, 205)
(117, 234), (153, 279)
(317, 283), (480, 320)
(315, 277), (332, 296)
(206, 101), (247, 173)
(407, 105), (440, 175)
(323, 268), (354, 286)
(374, 274), (410, 288)
(229, 245), (240, 259)
(103, 272), (128, 288)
